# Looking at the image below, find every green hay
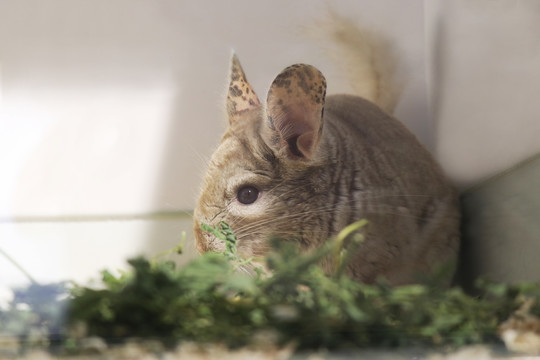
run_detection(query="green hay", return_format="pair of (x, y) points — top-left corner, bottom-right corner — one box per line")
(2, 222), (540, 354)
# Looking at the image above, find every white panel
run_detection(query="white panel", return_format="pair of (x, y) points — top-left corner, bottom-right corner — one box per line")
(431, 0), (540, 186)
(0, 216), (197, 288)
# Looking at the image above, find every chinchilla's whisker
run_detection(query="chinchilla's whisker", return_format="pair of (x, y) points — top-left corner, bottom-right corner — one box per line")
(232, 204), (344, 232)
(232, 199), (455, 236)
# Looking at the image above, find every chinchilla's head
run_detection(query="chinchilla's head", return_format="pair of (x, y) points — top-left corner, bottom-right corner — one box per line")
(193, 54), (328, 259)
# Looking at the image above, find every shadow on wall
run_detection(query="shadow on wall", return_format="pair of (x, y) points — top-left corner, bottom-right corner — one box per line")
(140, 51), (231, 265)
(455, 154), (540, 293)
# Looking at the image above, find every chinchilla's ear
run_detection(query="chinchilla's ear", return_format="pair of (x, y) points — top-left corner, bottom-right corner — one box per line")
(226, 53), (261, 123)
(263, 64), (326, 160)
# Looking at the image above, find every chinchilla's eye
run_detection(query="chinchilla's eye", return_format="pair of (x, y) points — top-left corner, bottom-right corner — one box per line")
(237, 185), (259, 205)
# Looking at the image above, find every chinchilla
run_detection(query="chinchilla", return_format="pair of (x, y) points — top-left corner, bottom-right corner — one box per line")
(193, 14), (460, 285)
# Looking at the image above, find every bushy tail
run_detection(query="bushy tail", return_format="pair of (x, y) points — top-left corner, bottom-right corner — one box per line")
(307, 11), (404, 114)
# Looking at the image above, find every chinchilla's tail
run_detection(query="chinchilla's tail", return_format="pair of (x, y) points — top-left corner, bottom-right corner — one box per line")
(307, 10), (405, 114)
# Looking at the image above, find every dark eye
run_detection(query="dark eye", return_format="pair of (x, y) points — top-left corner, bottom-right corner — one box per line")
(237, 185), (259, 205)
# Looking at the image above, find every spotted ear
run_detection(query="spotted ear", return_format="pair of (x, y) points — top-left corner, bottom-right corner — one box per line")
(264, 64), (326, 160)
(226, 54), (261, 123)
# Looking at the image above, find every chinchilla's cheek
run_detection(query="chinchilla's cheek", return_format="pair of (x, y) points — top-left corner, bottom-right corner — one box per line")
(235, 242), (254, 258)
(236, 233), (271, 259)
